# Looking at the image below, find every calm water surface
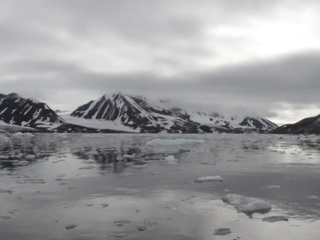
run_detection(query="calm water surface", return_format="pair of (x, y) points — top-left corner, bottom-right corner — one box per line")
(0, 133), (319, 240)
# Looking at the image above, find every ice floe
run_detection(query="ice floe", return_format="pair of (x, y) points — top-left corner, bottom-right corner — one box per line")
(146, 138), (205, 147)
(222, 194), (271, 216)
(213, 228), (231, 236)
(262, 216), (288, 223)
(107, 231), (128, 238)
(114, 220), (131, 227)
(195, 175), (223, 183)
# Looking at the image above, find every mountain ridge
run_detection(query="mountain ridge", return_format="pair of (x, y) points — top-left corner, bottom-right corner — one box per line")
(70, 92), (278, 133)
(272, 114), (320, 134)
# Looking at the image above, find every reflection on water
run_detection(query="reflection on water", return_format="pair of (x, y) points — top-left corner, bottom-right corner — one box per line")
(0, 133), (319, 240)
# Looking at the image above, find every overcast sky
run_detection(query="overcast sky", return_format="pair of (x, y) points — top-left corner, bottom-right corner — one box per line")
(1, 0), (320, 125)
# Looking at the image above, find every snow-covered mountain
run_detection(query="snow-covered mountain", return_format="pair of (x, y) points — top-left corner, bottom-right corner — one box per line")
(71, 93), (197, 133)
(273, 114), (320, 134)
(0, 93), (127, 133)
(70, 92), (278, 133)
(0, 93), (64, 130)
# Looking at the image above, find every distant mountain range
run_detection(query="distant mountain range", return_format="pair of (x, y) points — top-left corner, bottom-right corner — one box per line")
(0, 91), (279, 133)
(69, 92), (277, 133)
(272, 114), (320, 134)
(0, 93), (127, 133)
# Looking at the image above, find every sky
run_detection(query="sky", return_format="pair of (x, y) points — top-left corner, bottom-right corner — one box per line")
(1, 0), (320, 125)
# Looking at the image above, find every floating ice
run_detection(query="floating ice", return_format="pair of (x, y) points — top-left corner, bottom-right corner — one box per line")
(123, 153), (136, 159)
(264, 185), (281, 190)
(143, 220), (158, 228)
(107, 231), (128, 238)
(164, 155), (178, 164)
(262, 216), (288, 223)
(146, 138), (205, 147)
(137, 225), (147, 231)
(222, 194), (271, 216)
(195, 176), (223, 183)
(114, 220), (131, 227)
(213, 228), (231, 236)
(165, 155), (176, 161)
(25, 155), (36, 161)
(14, 161), (30, 166)
(65, 224), (77, 230)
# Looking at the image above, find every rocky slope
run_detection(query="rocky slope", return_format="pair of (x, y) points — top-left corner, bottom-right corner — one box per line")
(272, 114), (320, 134)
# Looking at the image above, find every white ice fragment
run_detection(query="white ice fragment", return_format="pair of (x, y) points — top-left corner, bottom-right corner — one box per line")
(146, 138), (205, 147)
(163, 155), (178, 164)
(107, 231), (128, 238)
(165, 155), (176, 161)
(25, 155), (36, 161)
(132, 164), (147, 169)
(14, 161), (30, 166)
(123, 153), (136, 159)
(222, 194), (271, 216)
(264, 185), (281, 190)
(114, 220), (131, 227)
(122, 173), (133, 177)
(195, 176), (223, 183)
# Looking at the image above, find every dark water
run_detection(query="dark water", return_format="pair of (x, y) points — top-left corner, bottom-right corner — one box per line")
(0, 133), (319, 240)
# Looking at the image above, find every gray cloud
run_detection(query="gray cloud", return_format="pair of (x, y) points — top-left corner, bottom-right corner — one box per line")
(1, 0), (320, 124)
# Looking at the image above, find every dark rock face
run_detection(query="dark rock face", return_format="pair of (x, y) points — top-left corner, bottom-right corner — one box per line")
(71, 92), (278, 133)
(0, 93), (64, 129)
(273, 114), (320, 134)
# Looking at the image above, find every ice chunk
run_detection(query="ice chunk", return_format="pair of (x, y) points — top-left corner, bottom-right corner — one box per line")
(195, 176), (223, 183)
(107, 231), (128, 237)
(165, 155), (176, 161)
(137, 225), (147, 231)
(264, 185), (281, 190)
(262, 216), (288, 223)
(222, 194), (271, 216)
(25, 155), (36, 161)
(146, 138), (205, 147)
(114, 220), (131, 227)
(65, 224), (77, 230)
(213, 228), (231, 236)
(164, 155), (178, 164)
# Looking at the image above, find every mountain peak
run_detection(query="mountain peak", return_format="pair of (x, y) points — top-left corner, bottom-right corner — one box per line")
(6, 92), (21, 99)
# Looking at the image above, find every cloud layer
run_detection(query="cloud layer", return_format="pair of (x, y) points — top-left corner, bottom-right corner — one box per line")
(1, 0), (320, 124)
